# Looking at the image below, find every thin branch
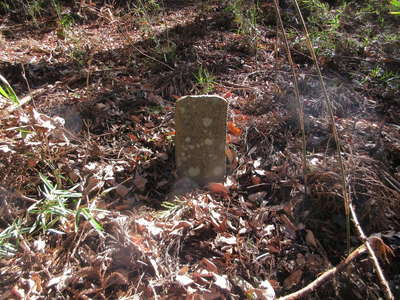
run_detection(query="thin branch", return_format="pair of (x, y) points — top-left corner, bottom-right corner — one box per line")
(291, 0), (352, 253)
(278, 244), (366, 300)
(272, 0), (309, 201)
(290, 1), (394, 299)
(349, 203), (394, 300)
(278, 236), (388, 300)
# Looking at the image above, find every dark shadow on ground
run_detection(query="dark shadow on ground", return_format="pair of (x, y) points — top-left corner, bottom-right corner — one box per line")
(0, 5), (241, 96)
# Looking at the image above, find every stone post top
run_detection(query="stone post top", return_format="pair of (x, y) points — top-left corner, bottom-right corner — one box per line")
(177, 95), (227, 103)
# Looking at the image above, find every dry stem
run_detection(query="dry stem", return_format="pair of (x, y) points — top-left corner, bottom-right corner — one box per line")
(272, 0), (308, 201)
(290, 1), (394, 299)
(278, 236), (389, 300)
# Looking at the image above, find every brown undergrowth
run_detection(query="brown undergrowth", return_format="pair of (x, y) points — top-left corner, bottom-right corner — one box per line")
(0, 0), (399, 299)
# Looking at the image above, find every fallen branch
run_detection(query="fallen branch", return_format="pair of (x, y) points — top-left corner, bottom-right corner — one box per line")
(348, 203), (394, 300)
(278, 236), (388, 300)
(290, 0), (394, 299)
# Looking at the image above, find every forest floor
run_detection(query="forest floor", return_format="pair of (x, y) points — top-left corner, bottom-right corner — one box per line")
(0, 0), (399, 299)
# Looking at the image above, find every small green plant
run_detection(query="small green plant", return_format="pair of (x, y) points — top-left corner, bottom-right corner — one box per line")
(0, 219), (29, 257)
(28, 173), (104, 235)
(369, 65), (382, 79)
(0, 173), (105, 258)
(390, 0), (400, 14)
(153, 39), (177, 64)
(159, 199), (186, 219)
(51, 0), (75, 38)
(225, 0), (260, 37)
(131, 0), (161, 35)
(194, 66), (215, 93)
(0, 0), (44, 23)
(308, 31), (336, 57)
(26, 0), (45, 26)
(0, 73), (20, 106)
(327, 9), (341, 31)
(298, 0), (327, 11)
(361, 65), (400, 90)
(0, 1), (11, 13)
(383, 32), (400, 42)
(67, 45), (87, 67)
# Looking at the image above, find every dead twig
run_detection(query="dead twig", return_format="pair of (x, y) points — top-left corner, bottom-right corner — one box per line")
(272, 0), (308, 201)
(278, 236), (388, 300)
(348, 203), (394, 300)
(291, 1), (394, 299)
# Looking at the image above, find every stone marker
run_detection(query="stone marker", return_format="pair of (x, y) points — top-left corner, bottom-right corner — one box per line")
(175, 95), (228, 186)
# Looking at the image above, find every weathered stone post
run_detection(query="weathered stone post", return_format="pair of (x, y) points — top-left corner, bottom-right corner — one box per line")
(175, 95), (228, 186)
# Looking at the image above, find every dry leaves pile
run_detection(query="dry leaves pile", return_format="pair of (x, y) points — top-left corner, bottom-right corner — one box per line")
(0, 1), (400, 299)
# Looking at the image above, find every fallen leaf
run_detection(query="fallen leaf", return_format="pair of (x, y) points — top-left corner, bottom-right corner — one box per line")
(247, 279), (275, 300)
(178, 265), (189, 275)
(207, 182), (229, 195)
(213, 274), (231, 291)
(176, 274), (194, 286)
(130, 115), (141, 123)
(260, 279), (275, 297)
(235, 114), (249, 122)
(251, 175), (262, 185)
(230, 135), (240, 144)
(172, 221), (192, 230)
(227, 121), (241, 136)
(156, 152), (168, 160)
(226, 134), (231, 144)
(201, 258), (218, 273)
(266, 245), (280, 254)
(0, 144), (15, 153)
(27, 159), (38, 168)
(165, 131), (176, 136)
(116, 184), (130, 197)
(150, 258), (161, 278)
(33, 239), (46, 253)
(144, 121), (154, 128)
(31, 273), (43, 293)
(135, 218), (163, 237)
(248, 191), (267, 202)
(134, 175), (147, 192)
(370, 236), (394, 263)
(224, 91), (233, 98)
(283, 269), (303, 290)
(128, 133), (138, 142)
(305, 230), (318, 248)
(215, 234), (237, 246)
(280, 214), (297, 233)
(225, 147), (236, 166)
